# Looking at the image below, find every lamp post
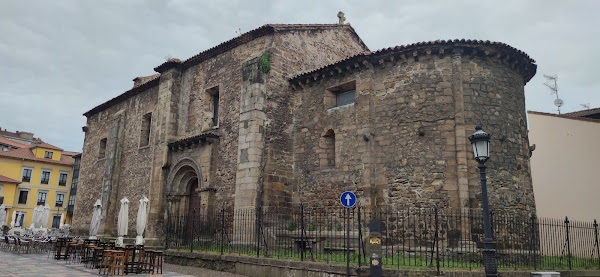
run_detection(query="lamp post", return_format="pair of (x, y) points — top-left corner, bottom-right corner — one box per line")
(468, 126), (497, 277)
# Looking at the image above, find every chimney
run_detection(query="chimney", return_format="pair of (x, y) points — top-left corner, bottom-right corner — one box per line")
(133, 73), (160, 87)
(18, 131), (34, 140)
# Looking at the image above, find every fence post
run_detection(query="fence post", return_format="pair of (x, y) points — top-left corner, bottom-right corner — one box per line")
(358, 206), (362, 267)
(530, 214), (537, 270)
(256, 206), (262, 258)
(191, 209), (195, 253)
(300, 204), (305, 262)
(165, 211), (170, 250)
(565, 216), (572, 270)
(221, 207), (225, 255)
(594, 219), (599, 269)
(435, 206), (440, 275)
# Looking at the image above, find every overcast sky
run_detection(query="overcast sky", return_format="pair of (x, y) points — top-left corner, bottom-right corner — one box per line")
(1, 0), (598, 151)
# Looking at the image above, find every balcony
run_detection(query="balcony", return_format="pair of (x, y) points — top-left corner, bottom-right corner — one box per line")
(58, 181), (67, 186)
(41, 179), (49, 184)
(55, 201), (63, 207)
(37, 201), (46, 206)
(22, 176), (30, 182)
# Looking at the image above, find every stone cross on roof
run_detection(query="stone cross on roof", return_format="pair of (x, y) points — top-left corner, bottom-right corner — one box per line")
(337, 11), (345, 24)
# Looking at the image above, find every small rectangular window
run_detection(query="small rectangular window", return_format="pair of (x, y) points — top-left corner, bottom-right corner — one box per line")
(22, 168), (32, 182)
(336, 90), (355, 106)
(326, 81), (356, 109)
(99, 138), (107, 159)
(140, 113), (152, 147)
(18, 190), (28, 204)
(41, 170), (51, 184)
(59, 173), (68, 186)
(44, 151), (53, 159)
(37, 191), (47, 205)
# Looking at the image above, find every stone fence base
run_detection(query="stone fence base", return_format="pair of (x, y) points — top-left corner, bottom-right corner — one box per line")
(165, 250), (580, 277)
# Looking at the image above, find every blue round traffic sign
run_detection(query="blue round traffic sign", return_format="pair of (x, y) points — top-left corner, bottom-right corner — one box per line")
(340, 191), (356, 208)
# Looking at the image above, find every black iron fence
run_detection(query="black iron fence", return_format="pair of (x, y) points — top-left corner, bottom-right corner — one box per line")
(165, 206), (600, 271)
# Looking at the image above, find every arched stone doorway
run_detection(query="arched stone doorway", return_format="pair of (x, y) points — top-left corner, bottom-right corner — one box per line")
(166, 158), (202, 218)
(188, 178), (202, 213)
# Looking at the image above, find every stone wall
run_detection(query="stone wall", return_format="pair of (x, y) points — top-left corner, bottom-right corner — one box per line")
(74, 25), (536, 243)
(289, 43), (536, 213)
(260, 27), (368, 210)
(73, 25), (369, 240)
(73, 84), (158, 236)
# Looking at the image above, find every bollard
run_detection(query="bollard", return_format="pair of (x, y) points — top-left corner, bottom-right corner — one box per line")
(368, 220), (382, 277)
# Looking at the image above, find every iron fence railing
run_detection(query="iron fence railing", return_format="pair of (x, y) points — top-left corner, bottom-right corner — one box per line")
(165, 206), (600, 272)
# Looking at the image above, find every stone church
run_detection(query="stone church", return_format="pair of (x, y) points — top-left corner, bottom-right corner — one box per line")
(72, 22), (537, 244)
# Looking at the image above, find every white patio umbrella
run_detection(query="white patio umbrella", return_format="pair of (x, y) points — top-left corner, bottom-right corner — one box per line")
(41, 204), (51, 229)
(30, 206), (41, 229)
(0, 205), (6, 226)
(89, 199), (102, 239)
(116, 197), (129, 247)
(10, 210), (16, 228)
(59, 213), (65, 229)
(0, 204), (7, 227)
(15, 213), (23, 227)
(135, 196), (149, 245)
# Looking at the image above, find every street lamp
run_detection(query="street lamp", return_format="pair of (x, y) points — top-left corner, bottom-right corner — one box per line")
(468, 125), (497, 277)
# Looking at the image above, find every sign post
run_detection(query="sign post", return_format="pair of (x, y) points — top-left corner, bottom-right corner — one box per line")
(340, 191), (356, 277)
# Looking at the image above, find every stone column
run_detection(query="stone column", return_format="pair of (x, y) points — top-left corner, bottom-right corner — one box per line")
(99, 111), (126, 237)
(233, 55), (267, 242)
(146, 60), (182, 245)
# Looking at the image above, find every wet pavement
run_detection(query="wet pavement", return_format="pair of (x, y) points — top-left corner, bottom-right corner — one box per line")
(0, 250), (246, 277)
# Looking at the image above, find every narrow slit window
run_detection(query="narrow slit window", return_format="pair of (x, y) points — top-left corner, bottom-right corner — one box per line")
(99, 138), (107, 159)
(320, 129), (336, 168)
(206, 86), (220, 127)
(140, 113), (152, 147)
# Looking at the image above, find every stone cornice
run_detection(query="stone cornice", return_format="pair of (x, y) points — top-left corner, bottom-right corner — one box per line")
(289, 39), (537, 89)
(167, 132), (220, 152)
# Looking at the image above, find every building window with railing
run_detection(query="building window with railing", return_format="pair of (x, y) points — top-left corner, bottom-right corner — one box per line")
(55, 193), (65, 207)
(17, 190), (29, 204)
(40, 170), (51, 184)
(68, 195), (75, 206)
(21, 167), (32, 182)
(37, 191), (47, 205)
(58, 172), (68, 186)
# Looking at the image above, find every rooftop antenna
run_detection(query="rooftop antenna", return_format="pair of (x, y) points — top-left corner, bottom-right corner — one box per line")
(580, 103), (590, 110)
(544, 74), (562, 114)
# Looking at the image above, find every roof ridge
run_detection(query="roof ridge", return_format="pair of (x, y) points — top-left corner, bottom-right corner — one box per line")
(528, 110), (600, 123)
(290, 39), (536, 83)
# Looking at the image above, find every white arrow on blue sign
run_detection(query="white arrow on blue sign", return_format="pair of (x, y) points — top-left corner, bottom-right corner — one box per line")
(340, 191), (356, 208)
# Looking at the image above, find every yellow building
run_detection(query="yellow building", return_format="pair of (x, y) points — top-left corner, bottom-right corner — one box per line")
(0, 141), (75, 229)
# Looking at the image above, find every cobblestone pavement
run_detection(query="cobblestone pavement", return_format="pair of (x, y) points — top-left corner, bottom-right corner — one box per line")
(0, 250), (247, 277)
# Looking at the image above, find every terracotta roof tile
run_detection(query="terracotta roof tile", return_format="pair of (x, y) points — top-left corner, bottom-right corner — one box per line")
(528, 110), (600, 123)
(0, 174), (20, 184)
(34, 141), (63, 151)
(290, 39), (537, 84)
(562, 107), (600, 118)
(0, 137), (31, 149)
(84, 24), (363, 117)
(62, 151), (82, 157)
(0, 148), (75, 166)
